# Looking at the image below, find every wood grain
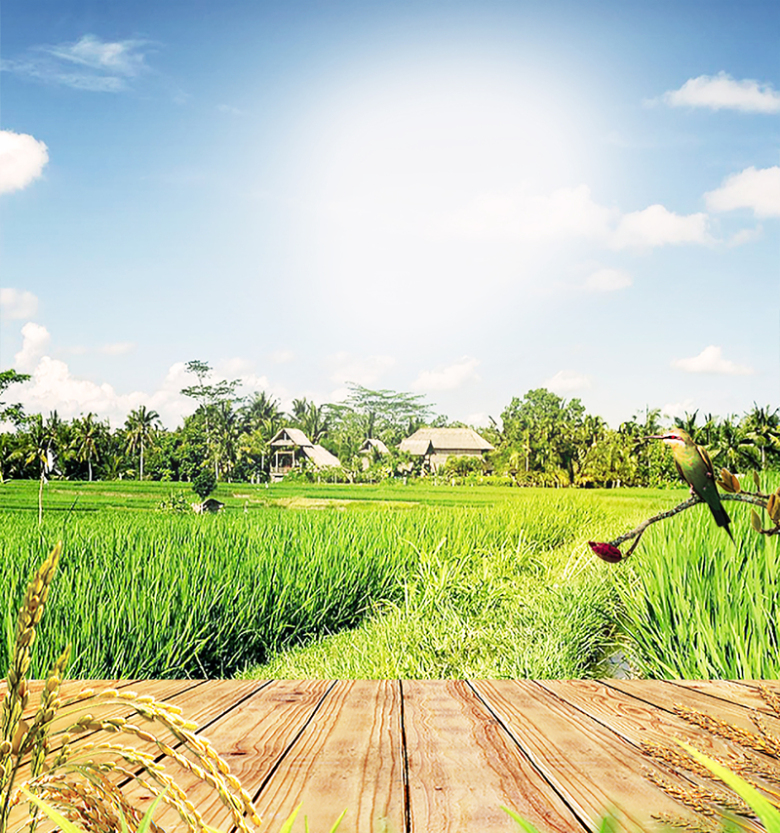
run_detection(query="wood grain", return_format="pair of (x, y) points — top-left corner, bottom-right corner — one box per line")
(605, 679), (780, 734)
(5, 680), (778, 833)
(541, 678), (766, 758)
(253, 679), (404, 833)
(122, 679), (334, 831)
(403, 680), (585, 833)
(472, 680), (699, 832)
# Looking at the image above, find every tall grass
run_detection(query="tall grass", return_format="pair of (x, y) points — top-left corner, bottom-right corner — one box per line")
(2, 480), (675, 679)
(1, 511), (415, 677)
(615, 500), (780, 678)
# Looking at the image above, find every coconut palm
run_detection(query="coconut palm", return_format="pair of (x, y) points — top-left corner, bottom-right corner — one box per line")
(674, 410), (701, 444)
(709, 414), (753, 473)
(70, 412), (104, 481)
(124, 406), (160, 480)
(241, 391), (283, 431)
(741, 403), (780, 470)
(291, 398), (329, 443)
(212, 399), (242, 481)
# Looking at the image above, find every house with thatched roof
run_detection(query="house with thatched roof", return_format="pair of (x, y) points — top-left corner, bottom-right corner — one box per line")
(269, 428), (341, 480)
(358, 437), (390, 470)
(359, 437), (390, 456)
(398, 427), (493, 471)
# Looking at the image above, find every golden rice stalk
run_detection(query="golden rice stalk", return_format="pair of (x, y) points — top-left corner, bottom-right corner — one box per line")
(2, 543), (264, 833)
(1, 542), (62, 749)
(673, 705), (780, 759)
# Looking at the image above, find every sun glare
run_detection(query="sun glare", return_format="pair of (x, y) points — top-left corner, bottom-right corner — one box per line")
(283, 59), (592, 312)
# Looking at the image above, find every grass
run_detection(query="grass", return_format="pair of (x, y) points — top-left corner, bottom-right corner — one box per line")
(1, 479), (676, 679)
(614, 490), (780, 678)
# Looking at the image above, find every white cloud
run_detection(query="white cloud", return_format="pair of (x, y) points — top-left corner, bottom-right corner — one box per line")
(100, 341), (136, 355)
(705, 166), (780, 218)
(584, 268), (632, 292)
(3, 35), (152, 93)
(7, 322), (287, 427)
(14, 322), (51, 371)
(544, 370), (592, 393)
(660, 72), (780, 113)
(270, 349), (295, 364)
(0, 288), (38, 318)
(13, 357), (193, 427)
(727, 226), (763, 247)
(411, 357), (480, 392)
(0, 131), (49, 194)
(432, 186), (714, 252)
(217, 104), (245, 116)
(610, 205), (712, 249)
(46, 34), (147, 76)
(662, 399), (696, 420)
(326, 352), (395, 386)
(671, 345), (753, 375)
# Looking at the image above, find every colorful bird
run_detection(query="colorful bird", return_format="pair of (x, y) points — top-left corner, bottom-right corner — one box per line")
(647, 427), (734, 542)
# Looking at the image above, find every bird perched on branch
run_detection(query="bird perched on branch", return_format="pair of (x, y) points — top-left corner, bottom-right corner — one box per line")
(646, 427), (734, 542)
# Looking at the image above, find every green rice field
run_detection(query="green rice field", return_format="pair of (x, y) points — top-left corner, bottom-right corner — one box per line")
(1, 478), (771, 679)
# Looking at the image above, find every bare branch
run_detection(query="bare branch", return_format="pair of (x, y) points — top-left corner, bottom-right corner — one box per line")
(607, 492), (776, 557)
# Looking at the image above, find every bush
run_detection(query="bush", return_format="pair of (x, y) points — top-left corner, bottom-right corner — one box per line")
(192, 467), (217, 500)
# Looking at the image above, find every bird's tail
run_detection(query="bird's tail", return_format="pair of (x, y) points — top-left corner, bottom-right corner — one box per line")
(712, 502), (734, 543)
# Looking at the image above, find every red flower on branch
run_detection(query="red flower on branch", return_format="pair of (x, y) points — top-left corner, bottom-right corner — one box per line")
(588, 541), (623, 563)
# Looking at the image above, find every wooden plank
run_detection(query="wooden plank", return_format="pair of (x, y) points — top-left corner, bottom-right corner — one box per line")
(120, 680), (334, 832)
(540, 679), (779, 778)
(6, 680), (261, 832)
(403, 680), (586, 833)
(605, 679), (780, 734)
(666, 679), (780, 713)
(253, 680), (404, 833)
(2, 678), (146, 709)
(472, 680), (700, 832)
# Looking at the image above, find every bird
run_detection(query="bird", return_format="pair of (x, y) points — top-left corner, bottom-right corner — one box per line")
(646, 427), (734, 542)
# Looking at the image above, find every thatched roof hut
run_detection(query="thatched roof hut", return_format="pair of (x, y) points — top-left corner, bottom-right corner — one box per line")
(398, 427), (493, 471)
(359, 438), (390, 456)
(269, 428), (340, 479)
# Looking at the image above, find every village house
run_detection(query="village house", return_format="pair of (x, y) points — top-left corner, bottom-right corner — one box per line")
(269, 428), (341, 481)
(398, 427), (494, 471)
(358, 437), (391, 470)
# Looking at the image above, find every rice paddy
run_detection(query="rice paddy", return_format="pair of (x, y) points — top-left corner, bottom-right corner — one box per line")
(1, 477), (764, 679)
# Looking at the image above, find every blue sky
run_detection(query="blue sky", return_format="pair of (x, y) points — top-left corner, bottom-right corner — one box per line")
(1, 0), (778, 429)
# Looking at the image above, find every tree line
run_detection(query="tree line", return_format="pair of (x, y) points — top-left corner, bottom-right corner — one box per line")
(1, 365), (778, 487)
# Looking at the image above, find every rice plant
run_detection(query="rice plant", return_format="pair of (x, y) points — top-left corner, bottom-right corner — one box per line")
(0, 543), (262, 833)
(614, 504), (780, 678)
(2, 480), (672, 679)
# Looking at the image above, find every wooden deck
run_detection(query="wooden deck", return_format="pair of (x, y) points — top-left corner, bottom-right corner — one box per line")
(10, 679), (780, 832)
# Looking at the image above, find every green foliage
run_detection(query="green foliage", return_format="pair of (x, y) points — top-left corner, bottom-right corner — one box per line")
(0, 368), (30, 426)
(158, 491), (191, 513)
(0, 480), (671, 679)
(3, 374), (777, 490)
(192, 466), (217, 500)
(615, 482), (780, 677)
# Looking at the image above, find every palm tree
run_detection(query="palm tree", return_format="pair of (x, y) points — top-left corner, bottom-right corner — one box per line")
(212, 400), (242, 481)
(674, 410), (701, 444)
(741, 404), (780, 470)
(291, 398), (329, 443)
(125, 406), (160, 480)
(709, 414), (753, 473)
(71, 412), (103, 481)
(241, 391), (283, 431)
(20, 413), (59, 524)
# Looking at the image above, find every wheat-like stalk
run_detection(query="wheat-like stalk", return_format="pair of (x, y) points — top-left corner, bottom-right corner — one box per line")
(0, 542), (265, 833)
(642, 689), (780, 832)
